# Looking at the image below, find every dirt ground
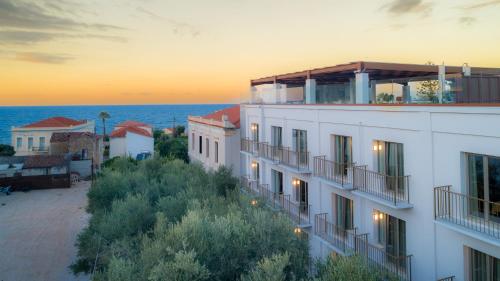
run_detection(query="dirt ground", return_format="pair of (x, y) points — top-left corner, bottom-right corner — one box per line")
(0, 181), (91, 281)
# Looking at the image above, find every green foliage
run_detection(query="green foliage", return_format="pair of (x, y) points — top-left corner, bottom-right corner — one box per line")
(155, 134), (189, 162)
(0, 144), (15, 156)
(241, 253), (290, 281)
(315, 255), (400, 281)
(73, 158), (309, 281)
(416, 61), (440, 102)
(376, 92), (394, 104)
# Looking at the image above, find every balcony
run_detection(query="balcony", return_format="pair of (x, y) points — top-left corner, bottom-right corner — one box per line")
(258, 142), (282, 163)
(437, 277), (455, 281)
(315, 214), (412, 280)
(434, 185), (500, 241)
(240, 138), (259, 155)
(29, 146), (49, 154)
(351, 166), (411, 209)
(313, 156), (354, 189)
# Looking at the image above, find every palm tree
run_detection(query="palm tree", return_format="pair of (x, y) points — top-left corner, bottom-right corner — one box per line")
(98, 111), (111, 140)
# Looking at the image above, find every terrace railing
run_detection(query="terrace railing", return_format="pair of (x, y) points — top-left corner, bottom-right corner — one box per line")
(313, 156), (354, 187)
(434, 185), (500, 239)
(280, 146), (310, 171)
(352, 165), (410, 206)
(258, 142), (283, 162)
(241, 138), (259, 154)
(314, 213), (357, 254)
(354, 235), (412, 281)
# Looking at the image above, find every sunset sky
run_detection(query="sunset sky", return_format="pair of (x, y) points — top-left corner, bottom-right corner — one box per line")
(1, 0), (500, 106)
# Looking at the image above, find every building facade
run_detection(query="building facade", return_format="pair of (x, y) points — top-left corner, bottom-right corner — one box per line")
(240, 62), (500, 281)
(50, 132), (104, 174)
(11, 117), (94, 156)
(109, 121), (154, 159)
(188, 105), (240, 176)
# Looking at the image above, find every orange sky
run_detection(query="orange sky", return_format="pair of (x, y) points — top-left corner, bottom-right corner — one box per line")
(1, 0), (500, 106)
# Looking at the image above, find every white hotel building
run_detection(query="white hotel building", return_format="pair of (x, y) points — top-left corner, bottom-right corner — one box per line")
(239, 62), (500, 281)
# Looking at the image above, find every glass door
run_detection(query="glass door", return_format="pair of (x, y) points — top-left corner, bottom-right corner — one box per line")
(293, 129), (308, 167)
(333, 135), (352, 176)
(272, 169), (283, 194)
(375, 141), (404, 192)
(334, 194), (353, 229)
(468, 153), (500, 223)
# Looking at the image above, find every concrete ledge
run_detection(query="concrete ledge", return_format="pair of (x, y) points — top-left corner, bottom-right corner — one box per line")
(351, 190), (413, 209)
(434, 220), (500, 247)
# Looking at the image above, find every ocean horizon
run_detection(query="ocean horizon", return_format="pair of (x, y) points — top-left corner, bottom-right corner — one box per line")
(0, 104), (234, 145)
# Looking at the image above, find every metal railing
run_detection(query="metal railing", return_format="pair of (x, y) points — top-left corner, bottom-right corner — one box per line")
(258, 142), (283, 162)
(437, 276), (455, 281)
(241, 138), (259, 154)
(352, 165), (410, 205)
(30, 146), (49, 152)
(313, 156), (354, 187)
(354, 235), (412, 281)
(434, 185), (500, 239)
(280, 146), (310, 171)
(314, 213), (357, 254)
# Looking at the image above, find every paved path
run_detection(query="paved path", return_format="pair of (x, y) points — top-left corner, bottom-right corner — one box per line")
(0, 181), (91, 281)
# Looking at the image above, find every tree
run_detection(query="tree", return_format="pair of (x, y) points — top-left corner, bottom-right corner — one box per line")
(98, 111), (111, 140)
(241, 253), (290, 281)
(0, 144), (15, 156)
(376, 92), (394, 104)
(416, 61), (440, 103)
(315, 255), (400, 281)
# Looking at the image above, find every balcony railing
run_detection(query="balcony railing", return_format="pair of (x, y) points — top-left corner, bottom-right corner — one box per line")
(314, 213), (358, 254)
(241, 138), (259, 154)
(313, 156), (354, 187)
(258, 142), (282, 162)
(30, 146), (49, 152)
(280, 146), (310, 171)
(434, 185), (500, 239)
(352, 165), (410, 206)
(355, 235), (412, 281)
(437, 276), (455, 281)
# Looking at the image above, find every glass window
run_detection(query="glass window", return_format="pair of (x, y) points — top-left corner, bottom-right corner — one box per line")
(39, 137), (45, 150)
(252, 161), (259, 181)
(334, 194), (353, 229)
(469, 248), (500, 281)
(16, 137), (22, 149)
(271, 169), (283, 194)
(271, 126), (282, 147)
(214, 141), (219, 163)
(467, 153), (500, 222)
(293, 129), (308, 165)
(374, 140), (405, 191)
(333, 135), (352, 164)
(28, 137), (33, 150)
(374, 210), (406, 263)
(251, 123), (259, 142)
(293, 178), (308, 214)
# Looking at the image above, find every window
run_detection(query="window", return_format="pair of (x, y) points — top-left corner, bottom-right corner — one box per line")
(374, 140), (405, 191)
(199, 136), (203, 154)
(293, 178), (308, 214)
(16, 137), (22, 149)
(252, 161), (259, 181)
(333, 194), (353, 229)
(374, 210), (406, 265)
(292, 129), (308, 165)
(469, 248), (499, 281)
(251, 123), (259, 142)
(271, 126), (283, 147)
(28, 137), (33, 150)
(214, 141), (219, 163)
(333, 135), (352, 176)
(192, 133), (195, 150)
(272, 169), (283, 194)
(39, 137), (45, 150)
(467, 153), (500, 222)
(206, 138), (209, 158)
(81, 149), (88, 159)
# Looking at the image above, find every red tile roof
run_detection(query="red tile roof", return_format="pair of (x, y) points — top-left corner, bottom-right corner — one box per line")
(110, 126), (152, 138)
(201, 105), (240, 128)
(116, 120), (151, 128)
(22, 117), (87, 128)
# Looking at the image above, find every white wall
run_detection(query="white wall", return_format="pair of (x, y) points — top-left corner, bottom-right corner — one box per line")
(125, 132), (154, 159)
(109, 137), (126, 158)
(188, 121), (240, 177)
(241, 104), (500, 281)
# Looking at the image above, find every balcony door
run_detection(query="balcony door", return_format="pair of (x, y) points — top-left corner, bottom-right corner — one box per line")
(469, 248), (500, 281)
(374, 210), (406, 266)
(271, 126), (283, 159)
(333, 194), (353, 229)
(467, 153), (500, 223)
(293, 129), (307, 166)
(333, 135), (352, 175)
(294, 178), (308, 213)
(251, 123), (259, 142)
(375, 140), (404, 192)
(271, 169), (283, 194)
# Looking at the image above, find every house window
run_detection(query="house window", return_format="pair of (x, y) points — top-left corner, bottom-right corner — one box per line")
(373, 210), (406, 265)
(333, 194), (353, 229)
(82, 149), (88, 159)
(292, 129), (308, 165)
(39, 137), (45, 150)
(251, 123), (259, 142)
(467, 153), (500, 222)
(28, 137), (33, 150)
(374, 140), (405, 191)
(214, 141), (219, 163)
(469, 248), (499, 281)
(292, 178), (308, 214)
(271, 169), (283, 194)
(192, 133), (195, 150)
(16, 137), (22, 149)
(252, 161), (259, 181)
(333, 135), (352, 164)
(271, 126), (282, 147)
(206, 138), (209, 158)
(199, 136), (202, 154)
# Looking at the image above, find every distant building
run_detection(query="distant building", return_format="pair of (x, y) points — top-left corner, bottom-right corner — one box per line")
(188, 105), (240, 176)
(109, 121), (154, 159)
(50, 132), (104, 175)
(163, 127), (174, 135)
(11, 117), (94, 156)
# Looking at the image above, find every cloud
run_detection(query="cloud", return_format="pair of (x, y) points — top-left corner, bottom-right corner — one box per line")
(383, 0), (433, 17)
(461, 0), (500, 10)
(458, 16), (477, 26)
(136, 7), (201, 37)
(0, 30), (127, 44)
(15, 52), (74, 64)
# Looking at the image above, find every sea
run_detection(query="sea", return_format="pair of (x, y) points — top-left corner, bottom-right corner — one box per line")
(0, 104), (234, 145)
